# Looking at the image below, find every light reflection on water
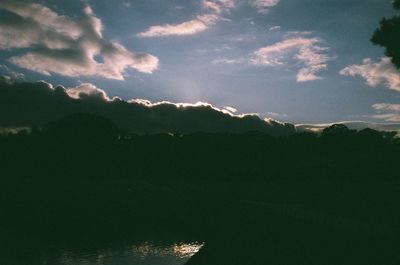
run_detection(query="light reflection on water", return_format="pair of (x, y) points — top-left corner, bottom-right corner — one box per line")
(47, 242), (204, 265)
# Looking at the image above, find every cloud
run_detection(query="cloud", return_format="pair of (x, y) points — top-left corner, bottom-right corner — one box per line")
(296, 104), (400, 133)
(252, 37), (318, 66)
(266, 112), (288, 118)
(212, 58), (243, 64)
(224, 106), (237, 113)
(202, 0), (224, 13)
(251, 0), (280, 14)
(138, 14), (219, 37)
(370, 113), (400, 122)
(0, 65), (24, 80)
(269, 26), (281, 31)
(372, 103), (400, 112)
(0, 79), (296, 136)
(123, 2), (132, 8)
(138, 0), (237, 38)
(295, 45), (332, 82)
(371, 103), (400, 122)
(251, 34), (333, 82)
(0, 1), (158, 80)
(296, 121), (400, 135)
(66, 83), (113, 101)
(138, 0), (280, 38)
(340, 57), (400, 91)
(202, 0), (235, 14)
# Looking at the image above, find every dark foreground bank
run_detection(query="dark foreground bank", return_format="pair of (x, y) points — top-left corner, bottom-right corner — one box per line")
(1, 114), (400, 264)
(1, 179), (400, 265)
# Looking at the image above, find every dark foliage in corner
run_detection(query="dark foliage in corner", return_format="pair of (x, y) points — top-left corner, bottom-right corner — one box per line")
(371, 0), (400, 68)
(394, 0), (400, 10)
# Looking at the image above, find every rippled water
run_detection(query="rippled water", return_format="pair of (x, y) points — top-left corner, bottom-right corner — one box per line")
(39, 242), (203, 265)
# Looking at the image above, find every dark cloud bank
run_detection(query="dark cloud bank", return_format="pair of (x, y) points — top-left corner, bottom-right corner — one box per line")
(0, 77), (295, 136)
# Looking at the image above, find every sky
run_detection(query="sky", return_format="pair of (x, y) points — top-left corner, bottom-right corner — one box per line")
(1, 0), (400, 125)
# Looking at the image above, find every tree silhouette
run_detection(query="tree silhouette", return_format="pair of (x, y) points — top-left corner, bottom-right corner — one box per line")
(44, 113), (121, 141)
(394, 0), (400, 10)
(321, 124), (354, 138)
(371, 0), (400, 68)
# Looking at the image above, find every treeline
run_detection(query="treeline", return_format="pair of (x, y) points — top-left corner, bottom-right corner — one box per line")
(1, 113), (399, 180)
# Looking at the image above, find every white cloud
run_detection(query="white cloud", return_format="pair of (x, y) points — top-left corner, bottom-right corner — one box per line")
(371, 103), (400, 122)
(251, 0), (280, 13)
(218, 0), (236, 8)
(212, 58), (243, 64)
(202, 0), (235, 13)
(139, 0), (237, 38)
(66, 83), (114, 101)
(137, 14), (219, 37)
(0, 1), (158, 80)
(340, 57), (400, 91)
(252, 37), (319, 65)
(370, 113), (400, 122)
(203, 0), (279, 15)
(224, 106), (237, 113)
(138, 0), (279, 38)
(251, 35), (333, 82)
(202, 0), (223, 13)
(372, 103), (400, 112)
(0, 64), (24, 79)
(295, 45), (331, 82)
(269, 25), (281, 31)
(266, 112), (288, 118)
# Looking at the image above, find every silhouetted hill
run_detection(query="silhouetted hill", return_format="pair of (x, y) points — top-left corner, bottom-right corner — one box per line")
(296, 121), (400, 136)
(0, 114), (398, 180)
(44, 113), (121, 141)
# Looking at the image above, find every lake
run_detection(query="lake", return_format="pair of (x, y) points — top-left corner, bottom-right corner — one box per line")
(2, 241), (204, 265)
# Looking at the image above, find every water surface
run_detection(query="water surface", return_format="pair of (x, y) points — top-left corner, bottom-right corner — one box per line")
(48, 242), (203, 265)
